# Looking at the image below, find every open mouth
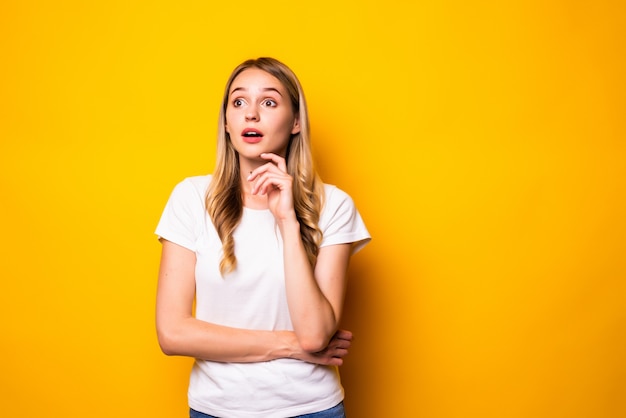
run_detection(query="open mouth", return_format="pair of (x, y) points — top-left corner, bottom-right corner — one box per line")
(242, 128), (263, 138)
(243, 132), (262, 138)
(241, 129), (263, 142)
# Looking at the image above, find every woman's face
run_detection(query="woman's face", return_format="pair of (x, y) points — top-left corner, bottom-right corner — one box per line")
(225, 68), (300, 161)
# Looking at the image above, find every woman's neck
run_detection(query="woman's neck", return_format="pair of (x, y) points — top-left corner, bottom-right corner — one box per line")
(239, 157), (269, 209)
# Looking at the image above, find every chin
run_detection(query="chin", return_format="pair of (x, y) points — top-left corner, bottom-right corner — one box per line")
(237, 150), (266, 160)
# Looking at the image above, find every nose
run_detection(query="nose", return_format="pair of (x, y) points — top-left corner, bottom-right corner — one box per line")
(245, 106), (259, 121)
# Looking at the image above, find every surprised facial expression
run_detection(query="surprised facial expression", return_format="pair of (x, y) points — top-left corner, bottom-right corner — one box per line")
(225, 68), (300, 161)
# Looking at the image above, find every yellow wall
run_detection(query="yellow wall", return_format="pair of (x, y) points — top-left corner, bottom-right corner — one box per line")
(1, 1), (624, 417)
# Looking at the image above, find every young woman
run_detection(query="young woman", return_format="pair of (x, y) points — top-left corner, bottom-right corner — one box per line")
(155, 57), (370, 418)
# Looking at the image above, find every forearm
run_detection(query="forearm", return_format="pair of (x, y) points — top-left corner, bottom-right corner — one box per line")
(155, 238), (343, 363)
(279, 218), (338, 352)
(157, 315), (296, 362)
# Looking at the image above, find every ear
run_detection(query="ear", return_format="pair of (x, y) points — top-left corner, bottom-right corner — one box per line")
(291, 114), (301, 135)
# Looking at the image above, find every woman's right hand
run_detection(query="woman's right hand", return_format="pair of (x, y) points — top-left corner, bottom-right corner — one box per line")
(290, 329), (353, 366)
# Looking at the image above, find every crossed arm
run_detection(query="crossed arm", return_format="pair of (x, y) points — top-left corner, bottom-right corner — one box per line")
(155, 239), (353, 366)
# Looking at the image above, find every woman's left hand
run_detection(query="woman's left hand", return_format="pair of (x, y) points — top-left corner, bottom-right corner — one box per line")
(247, 153), (296, 222)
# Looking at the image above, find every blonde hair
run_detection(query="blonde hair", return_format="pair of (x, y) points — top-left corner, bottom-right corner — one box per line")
(206, 57), (325, 276)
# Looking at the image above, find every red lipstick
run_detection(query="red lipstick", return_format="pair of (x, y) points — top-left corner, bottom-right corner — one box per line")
(241, 128), (264, 143)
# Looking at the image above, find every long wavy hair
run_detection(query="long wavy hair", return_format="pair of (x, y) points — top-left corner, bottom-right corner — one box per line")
(206, 57), (325, 276)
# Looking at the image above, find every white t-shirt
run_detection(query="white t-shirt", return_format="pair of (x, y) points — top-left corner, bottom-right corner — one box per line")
(155, 175), (370, 418)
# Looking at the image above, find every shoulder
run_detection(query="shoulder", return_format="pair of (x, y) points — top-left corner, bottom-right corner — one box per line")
(318, 183), (371, 252)
(175, 174), (213, 194)
(156, 175), (213, 249)
(319, 182), (360, 225)
(167, 175), (212, 202)
(162, 174), (213, 213)
(322, 183), (355, 212)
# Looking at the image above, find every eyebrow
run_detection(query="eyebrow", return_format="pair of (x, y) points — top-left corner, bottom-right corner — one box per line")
(229, 87), (283, 97)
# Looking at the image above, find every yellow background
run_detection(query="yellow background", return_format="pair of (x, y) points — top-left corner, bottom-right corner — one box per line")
(1, 1), (625, 417)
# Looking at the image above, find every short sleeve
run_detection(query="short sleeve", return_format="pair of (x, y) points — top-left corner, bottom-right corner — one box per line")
(155, 177), (209, 251)
(319, 185), (371, 254)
